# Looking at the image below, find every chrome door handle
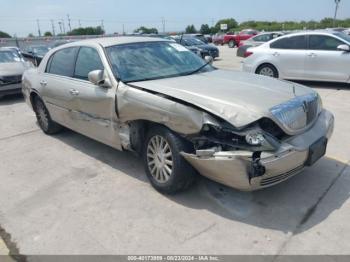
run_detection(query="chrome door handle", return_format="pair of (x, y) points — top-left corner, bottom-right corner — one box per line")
(69, 89), (80, 96)
(40, 80), (47, 86)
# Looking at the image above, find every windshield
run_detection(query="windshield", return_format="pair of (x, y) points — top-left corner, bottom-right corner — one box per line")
(0, 50), (22, 63)
(334, 32), (350, 44)
(106, 41), (214, 83)
(32, 46), (50, 56)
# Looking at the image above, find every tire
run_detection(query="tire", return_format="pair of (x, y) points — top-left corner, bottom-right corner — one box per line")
(33, 97), (62, 134)
(143, 126), (197, 194)
(256, 64), (279, 78)
(228, 40), (236, 48)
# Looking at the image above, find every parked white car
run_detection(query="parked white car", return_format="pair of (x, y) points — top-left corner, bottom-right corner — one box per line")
(243, 31), (350, 83)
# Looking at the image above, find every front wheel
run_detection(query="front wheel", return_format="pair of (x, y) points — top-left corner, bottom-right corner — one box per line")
(143, 126), (197, 194)
(256, 64), (279, 78)
(228, 40), (236, 48)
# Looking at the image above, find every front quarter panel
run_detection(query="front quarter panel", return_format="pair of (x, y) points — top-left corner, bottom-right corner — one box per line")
(116, 83), (209, 135)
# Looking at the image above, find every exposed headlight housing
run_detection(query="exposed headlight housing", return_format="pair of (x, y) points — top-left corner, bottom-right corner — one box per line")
(245, 132), (266, 146)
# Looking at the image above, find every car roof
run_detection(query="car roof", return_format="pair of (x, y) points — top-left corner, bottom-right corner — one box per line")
(59, 36), (170, 48)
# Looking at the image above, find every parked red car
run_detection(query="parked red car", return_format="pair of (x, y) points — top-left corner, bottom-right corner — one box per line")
(223, 29), (259, 48)
(212, 33), (225, 45)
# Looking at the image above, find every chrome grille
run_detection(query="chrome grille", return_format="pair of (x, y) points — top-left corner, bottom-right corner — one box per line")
(260, 165), (304, 186)
(270, 93), (320, 133)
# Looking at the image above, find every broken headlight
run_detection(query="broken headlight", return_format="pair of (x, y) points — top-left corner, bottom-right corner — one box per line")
(245, 131), (266, 146)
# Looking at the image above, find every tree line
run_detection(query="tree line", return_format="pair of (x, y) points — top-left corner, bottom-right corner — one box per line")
(186, 18), (350, 34)
(0, 26), (105, 38)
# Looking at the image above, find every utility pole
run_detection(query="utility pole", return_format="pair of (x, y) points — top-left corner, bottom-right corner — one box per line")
(51, 19), (56, 36)
(61, 19), (66, 34)
(78, 19), (82, 28)
(333, 0), (341, 27)
(161, 17), (165, 33)
(58, 21), (62, 34)
(67, 14), (72, 32)
(36, 19), (41, 37)
(122, 24), (125, 35)
(101, 20), (105, 32)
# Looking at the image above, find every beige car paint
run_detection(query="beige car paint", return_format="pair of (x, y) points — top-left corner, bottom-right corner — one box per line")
(22, 37), (335, 191)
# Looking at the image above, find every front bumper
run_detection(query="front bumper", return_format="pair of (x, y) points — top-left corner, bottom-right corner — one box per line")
(0, 83), (22, 97)
(182, 109), (334, 191)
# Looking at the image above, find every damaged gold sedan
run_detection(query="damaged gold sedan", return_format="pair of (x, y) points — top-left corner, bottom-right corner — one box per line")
(22, 37), (334, 194)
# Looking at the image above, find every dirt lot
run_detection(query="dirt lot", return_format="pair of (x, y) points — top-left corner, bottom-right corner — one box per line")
(0, 46), (349, 256)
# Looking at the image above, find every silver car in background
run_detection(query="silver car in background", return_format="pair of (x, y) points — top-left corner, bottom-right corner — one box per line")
(237, 32), (284, 57)
(22, 37), (334, 194)
(0, 47), (33, 99)
(243, 31), (350, 83)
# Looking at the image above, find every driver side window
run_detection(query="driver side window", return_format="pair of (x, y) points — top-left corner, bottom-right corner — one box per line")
(309, 35), (344, 51)
(74, 47), (104, 80)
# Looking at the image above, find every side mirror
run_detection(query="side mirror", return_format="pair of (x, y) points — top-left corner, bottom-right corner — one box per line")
(337, 44), (350, 52)
(204, 55), (214, 64)
(88, 70), (111, 88)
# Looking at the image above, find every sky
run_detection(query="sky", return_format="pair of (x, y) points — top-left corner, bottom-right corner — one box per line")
(0, 0), (349, 36)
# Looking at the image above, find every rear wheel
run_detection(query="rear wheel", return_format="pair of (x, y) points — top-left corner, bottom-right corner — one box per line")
(33, 97), (62, 134)
(228, 40), (236, 48)
(256, 64), (279, 78)
(143, 126), (196, 194)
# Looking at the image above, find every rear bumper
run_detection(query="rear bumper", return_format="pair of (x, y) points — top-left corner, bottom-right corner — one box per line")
(0, 83), (22, 97)
(182, 109), (334, 191)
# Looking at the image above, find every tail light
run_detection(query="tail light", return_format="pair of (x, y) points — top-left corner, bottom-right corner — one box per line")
(244, 51), (253, 58)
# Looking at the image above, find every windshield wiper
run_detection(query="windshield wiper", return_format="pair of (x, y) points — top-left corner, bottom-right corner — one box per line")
(184, 61), (212, 76)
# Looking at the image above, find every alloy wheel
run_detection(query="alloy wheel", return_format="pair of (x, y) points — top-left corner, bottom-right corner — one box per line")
(259, 67), (275, 77)
(36, 101), (49, 131)
(147, 135), (173, 183)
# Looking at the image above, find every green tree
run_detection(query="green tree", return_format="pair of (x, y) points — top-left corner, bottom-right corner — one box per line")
(28, 33), (34, 37)
(185, 25), (197, 34)
(44, 31), (53, 37)
(67, 26), (105, 36)
(134, 26), (158, 34)
(215, 18), (238, 32)
(0, 31), (11, 38)
(199, 24), (211, 34)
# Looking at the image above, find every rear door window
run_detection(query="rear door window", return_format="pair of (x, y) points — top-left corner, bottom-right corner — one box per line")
(270, 35), (307, 50)
(47, 47), (79, 77)
(74, 47), (104, 80)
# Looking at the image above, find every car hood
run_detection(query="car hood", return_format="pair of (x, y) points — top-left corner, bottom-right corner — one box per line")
(129, 70), (314, 128)
(0, 62), (27, 76)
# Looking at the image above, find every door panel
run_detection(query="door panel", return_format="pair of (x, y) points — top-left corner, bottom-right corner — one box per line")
(67, 79), (121, 149)
(269, 35), (308, 79)
(304, 35), (350, 82)
(70, 46), (121, 149)
(40, 47), (79, 126)
(270, 49), (307, 79)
